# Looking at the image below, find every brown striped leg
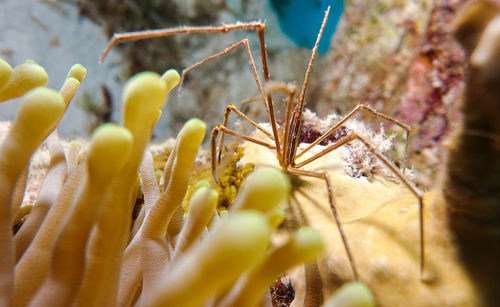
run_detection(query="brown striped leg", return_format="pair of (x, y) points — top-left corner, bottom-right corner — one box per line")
(287, 166), (359, 281)
(295, 104), (411, 172)
(216, 104), (275, 163)
(293, 131), (425, 278)
(211, 125), (275, 183)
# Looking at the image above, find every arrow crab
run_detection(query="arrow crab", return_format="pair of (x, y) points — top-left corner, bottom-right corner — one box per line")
(101, 6), (424, 281)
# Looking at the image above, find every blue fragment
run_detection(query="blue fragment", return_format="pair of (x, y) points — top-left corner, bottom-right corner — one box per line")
(270, 0), (344, 54)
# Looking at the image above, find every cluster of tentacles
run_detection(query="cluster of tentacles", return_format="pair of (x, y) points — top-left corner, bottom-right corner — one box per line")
(0, 58), (374, 307)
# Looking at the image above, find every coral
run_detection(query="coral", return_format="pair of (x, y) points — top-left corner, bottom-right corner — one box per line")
(397, 0), (467, 145)
(393, 0), (469, 186)
(299, 109), (410, 181)
(315, 0), (472, 187)
(240, 115), (478, 306)
(179, 145), (256, 214)
(214, 146), (255, 210)
(237, 2), (500, 306)
(0, 57), (370, 307)
(319, 0), (435, 114)
(4, 1), (499, 306)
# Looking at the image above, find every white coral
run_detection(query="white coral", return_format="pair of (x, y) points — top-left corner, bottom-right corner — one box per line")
(300, 109), (413, 181)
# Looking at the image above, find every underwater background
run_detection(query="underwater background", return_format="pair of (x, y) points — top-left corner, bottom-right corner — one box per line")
(270, 0), (343, 54)
(0, 0), (344, 139)
(0, 0), (470, 187)
(2, 1), (500, 306)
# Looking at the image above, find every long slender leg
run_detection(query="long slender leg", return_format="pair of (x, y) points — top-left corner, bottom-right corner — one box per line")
(286, 167), (359, 281)
(295, 104), (412, 171)
(171, 35), (285, 167)
(235, 96), (265, 136)
(295, 6), (330, 114)
(256, 27), (282, 163)
(239, 96), (260, 108)
(216, 104), (275, 163)
(177, 39), (256, 94)
(293, 131), (425, 277)
(172, 40), (279, 164)
(216, 81), (297, 167)
(211, 125), (275, 183)
(100, 21), (285, 164)
(239, 96), (262, 125)
(100, 23), (266, 63)
(173, 37), (267, 114)
(263, 81), (298, 166)
(290, 7), (331, 162)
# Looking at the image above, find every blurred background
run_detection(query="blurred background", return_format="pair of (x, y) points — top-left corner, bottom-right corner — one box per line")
(0, 0), (482, 186)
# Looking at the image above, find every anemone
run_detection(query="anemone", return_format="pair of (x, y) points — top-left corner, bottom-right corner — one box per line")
(0, 57), (369, 307)
(2, 2), (496, 306)
(2, 3), (499, 304)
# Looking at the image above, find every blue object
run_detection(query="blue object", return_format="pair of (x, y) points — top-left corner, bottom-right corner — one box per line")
(270, 0), (344, 54)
